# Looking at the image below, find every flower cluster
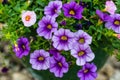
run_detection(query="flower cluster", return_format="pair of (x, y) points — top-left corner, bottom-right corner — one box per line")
(13, 1), (99, 80)
(96, 0), (120, 33)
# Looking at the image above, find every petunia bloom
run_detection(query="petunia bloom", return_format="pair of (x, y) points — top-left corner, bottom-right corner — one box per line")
(2, 0), (8, 4)
(52, 28), (74, 51)
(44, 1), (62, 18)
(49, 54), (69, 78)
(113, 34), (120, 39)
(96, 10), (112, 22)
(71, 45), (95, 66)
(49, 48), (60, 57)
(79, 1), (87, 8)
(72, 30), (92, 47)
(21, 11), (36, 27)
(116, 34), (120, 39)
(105, 0), (117, 15)
(77, 63), (97, 80)
(30, 49), (50, 70)
(1, 67), (9, 73)
(62, 1), (83, 19)
(105, 14), (120, 33)
(75, 24), (82, 30)
(60, 20), (66, 26)
(37, 16), (58, 39)
(13, 37), (30, 58)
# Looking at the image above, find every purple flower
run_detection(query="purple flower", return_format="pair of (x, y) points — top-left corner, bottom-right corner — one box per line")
(52, 28), (74, 51)
(1, 67), (9, 73)
(96, 10), (112, 22)
(79, 1), (87, 8)
(71, 45), (95, 66)
(30, 49), (50, 70)
(60, 20), (66, 26)
(62, 1), (83, 19)
(72, 30), (92, 47)
(13, 37), (30, 58)
(50, 54), (69, 78)
(44, 1), (62, 18)
(75, 24), (82, 30)
(37, 16), (58, 39)
(77, 63), (97, 80)
(49, 48), (60, 57)
(105, 14), (120, 33)
(2, 0), (8, 4)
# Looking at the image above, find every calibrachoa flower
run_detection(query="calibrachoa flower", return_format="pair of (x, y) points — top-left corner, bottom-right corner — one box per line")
(52, 28), (74, 51)
(79, 1), (87, 8)
(113, 34), (120, 39)
(37, 16), (58, 39)
(77, 63), (97, 80)
(62, 1), (83, 19)
(75, 24), (82, 30)
(60, 20), (66, 26)
(1, 67), (9, 73)
(44, 1), (62, 18)
(50, 54), (69, 78)
(105, 0), (117, 15)
(96, 10), (112, 22)
(73, 30), (92, 47)
(13, 37), (30, 58)
(21, 11), (36, 27)
(30, 49), (50, 70)
(49, 48), (60, 57)
(71, 45), (95, 66)
(2, 0), (8, 4)
(105, 14), (120, 33)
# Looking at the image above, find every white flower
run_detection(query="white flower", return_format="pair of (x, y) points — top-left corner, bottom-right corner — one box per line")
(21, 11), (36, 27)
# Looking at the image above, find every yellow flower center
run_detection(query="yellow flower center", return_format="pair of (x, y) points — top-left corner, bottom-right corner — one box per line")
(79, 38), (84, 44)
(25, 15), (31, 21)
(84, 69), (88, 73)
(61, 36), (68, 40)
(22, 45), (25, 49)
(78, 51), (85, 56)
(38, 56), (44, 61)
(58, 62), (62, 67)
(114, 20), (120, 26)
(47, 24), (52, 29)
(69, 10), (75, 15)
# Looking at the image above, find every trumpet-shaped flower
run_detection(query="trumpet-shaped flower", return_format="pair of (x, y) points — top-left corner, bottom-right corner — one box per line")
(21, 11), (36, 27)
(37, 16), (58, 39)
(30, 49), (50, 70)
(13, 37), (30, 58)
(62, 1), (83, 19)
(77, 63), (97, 80)
(71, 45), (95, 66)
(52, 28), (74, 51)
(44, 1), (62, 18)
(49, 54), (69, 77)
